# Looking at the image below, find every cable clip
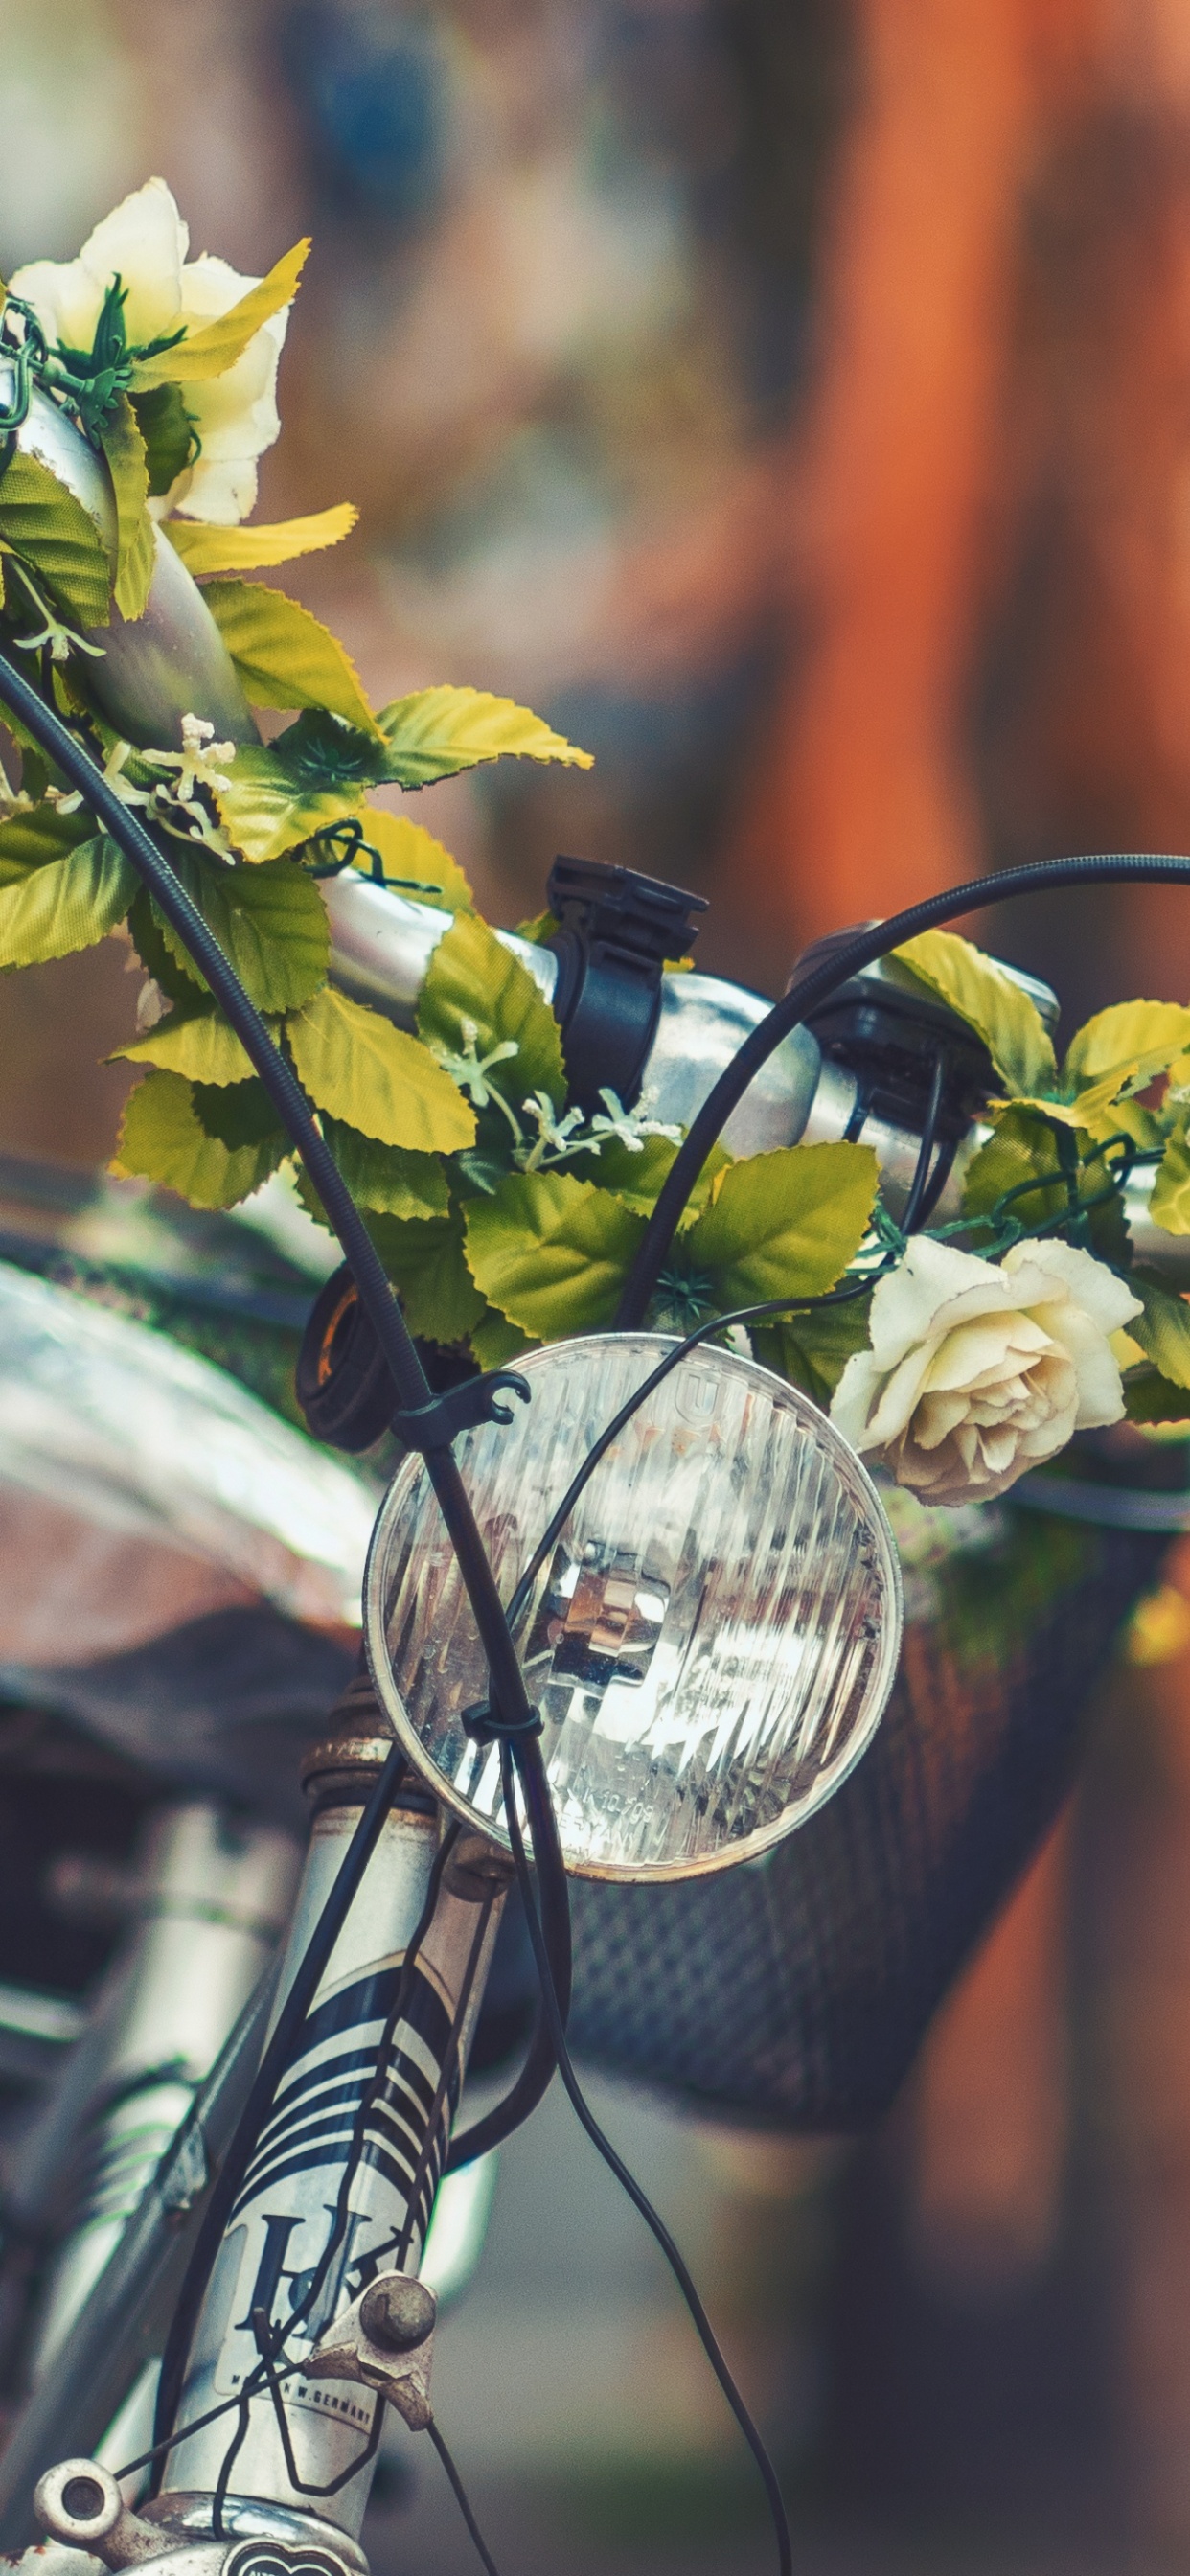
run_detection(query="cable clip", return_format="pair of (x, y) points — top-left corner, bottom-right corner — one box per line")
(461, 1697), (541, 1744)
(392, 1368), (531, 1455)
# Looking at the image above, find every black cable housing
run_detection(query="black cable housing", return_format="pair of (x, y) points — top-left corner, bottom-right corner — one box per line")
(0, 647), (538, 1750)
(615, 850), (1190, 1326)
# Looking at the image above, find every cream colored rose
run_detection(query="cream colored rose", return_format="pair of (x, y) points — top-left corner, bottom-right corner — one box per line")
(11, 177), (290, 524)
(830, 1235), (1141, 1506)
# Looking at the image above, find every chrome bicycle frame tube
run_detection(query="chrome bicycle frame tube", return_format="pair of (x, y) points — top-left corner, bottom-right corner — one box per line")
(11, 1806), (298, 2384)
(153, 1731), (506, 2550)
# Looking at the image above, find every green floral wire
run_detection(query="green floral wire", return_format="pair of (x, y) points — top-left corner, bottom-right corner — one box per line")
(304, 813), (442, 895)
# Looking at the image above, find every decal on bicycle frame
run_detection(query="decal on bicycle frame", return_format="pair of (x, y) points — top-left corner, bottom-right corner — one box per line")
(207, 1953), (456, 2421)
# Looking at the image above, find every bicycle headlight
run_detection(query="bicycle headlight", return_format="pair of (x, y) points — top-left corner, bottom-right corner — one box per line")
(364, 1332), (902, 1881)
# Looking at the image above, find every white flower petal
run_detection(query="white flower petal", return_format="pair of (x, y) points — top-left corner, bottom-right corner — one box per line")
(1003, 1235), (1141, 1334)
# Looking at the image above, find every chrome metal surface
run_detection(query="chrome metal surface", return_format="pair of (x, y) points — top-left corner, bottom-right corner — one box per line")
(0, 1261), (377, 1658)
(22, 1806), (299, 2380)
(324, 873), (821, 1150)
(321, 872), (557, 1024)
(6, 379), (257, 752)
(164, 1804), (502, 2539)
(636, 968), (821, 1154)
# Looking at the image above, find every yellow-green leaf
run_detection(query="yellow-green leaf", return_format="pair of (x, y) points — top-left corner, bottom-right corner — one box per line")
(755, 1294), (876, 1410)
(99, 395), (155, 621)
(287, 986), (476, 1154)
(888, 930), (1057, 1097)
(469, 1308), (536, 1367)
(147, 853), (329, 1012)
(131, 241), (309, 387)
(0, 800), (94, 885)
(1129, 1275), (1190, 1390)
(1151, 1119), (1190, 1237)
(200, 581), (381, 738)
(217, 756), (362, 866)
(418, 909), (565, 1111)
(352, 808), (471, 910)
(320, 1116), (448, 1220)
(112, 1070), (287, 1209)
(378, 686), (593, 789)
(1062, 1000), (1190, 1095)
(165, 504), (358, 575)
(1122, 1364), (1190, 1425)
(0, 451), (110, 627)
(682, 1142), (880, 1308)
(464, 1171), (645, 1338)
(129, 382), (194, 498)
(366, 1208), (485, 1343)
(0, 834), (133, 966)
(961, 1105), (1069, 1229)
(111, 1004), (257, 1086)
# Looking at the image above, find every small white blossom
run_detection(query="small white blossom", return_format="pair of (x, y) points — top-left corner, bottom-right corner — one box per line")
(11, 178), (293, 524)
(431, 1019), (520, 1116)
(831, 1234), (1141, 1506)
(517, 1092), (585, 1170)
(47, 737), (149, 816)
(586, 1087), (682, 1153)
(142, 713), (237, 802)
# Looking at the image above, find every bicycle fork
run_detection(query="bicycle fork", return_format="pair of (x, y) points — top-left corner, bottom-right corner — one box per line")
(31, 1714), (509, 2576)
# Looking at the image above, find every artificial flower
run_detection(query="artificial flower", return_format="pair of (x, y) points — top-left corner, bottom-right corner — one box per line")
(11, 177), (291, 523)
(831, 1233), (1141, 1506)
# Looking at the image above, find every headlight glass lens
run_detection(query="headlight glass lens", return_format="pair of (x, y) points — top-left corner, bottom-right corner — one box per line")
(365, 1333), (903, 1881)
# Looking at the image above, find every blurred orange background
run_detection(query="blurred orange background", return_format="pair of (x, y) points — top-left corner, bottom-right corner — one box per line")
(10, 3), (1190, 2564)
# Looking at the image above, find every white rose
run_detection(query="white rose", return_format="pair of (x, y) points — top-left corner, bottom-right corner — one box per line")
(830, 1234), (1141, 1506)
(11, 177), (291, 525)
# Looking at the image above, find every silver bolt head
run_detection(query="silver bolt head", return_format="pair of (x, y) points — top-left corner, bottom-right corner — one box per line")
(359, 2271), (436, 2354)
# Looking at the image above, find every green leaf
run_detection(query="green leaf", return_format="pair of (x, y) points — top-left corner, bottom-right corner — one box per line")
(366, 1208), (486, 1343)
(1122, 1364), (1190, 1425)
(1129, 1275), (1190, 1391)
(352, 808), (471, 910)
(464, 1171), (646, 1338)
(566, 1132), (730, 1220)
(216, 730), (366, 864)
(754, 1292), (876, 1409)
(113, 1070), (287, 1208)
(418, 909), (565, 1112)
(131, 241), (309, 387)
(888, 930), (1057, 1096)
(469, 1308), (536, 1367)
(961, 1104), (1070, 1230)
(165, 503), (357, 574)
(1062, 1000), (1190, 1094)
(378, 686), (593, 788)
(515, 909), (560, 946)
(129, 383), (195, 497)
(682, 1142), (879, 1308)
(959, 1101), (1131, 1263)
(98, 395), (155, 621)
(286, 985), (476, 1154)
(126, 885), (206, 1003)
(111, 1002), (257, 1086)
(1151, 1118), (1190, 1237)
(200, 580), (381, 738)
(0, 451), (111, 626)
(0, 800), (94, 885)
(192, 1078), (286, 1153)
(149, 854), (329, 1012)
(0, 833), (134, 966)
(319, 1116), (448, 1219)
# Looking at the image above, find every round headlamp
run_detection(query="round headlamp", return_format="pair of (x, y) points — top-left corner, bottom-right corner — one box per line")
(364, 1332), (902, 1881)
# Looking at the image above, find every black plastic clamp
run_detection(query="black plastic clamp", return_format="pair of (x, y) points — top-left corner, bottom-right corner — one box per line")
(391, 1369), (531, 1454)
